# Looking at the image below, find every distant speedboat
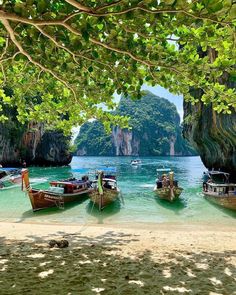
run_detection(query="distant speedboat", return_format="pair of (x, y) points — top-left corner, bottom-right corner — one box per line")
(22, 169), (93, 212)
(0, 168), (22, 189)
(89, 167), (120, 211)
(130, 159), (142, 166)
(203, 171), (236, 210)
(154, 169), (183, 202)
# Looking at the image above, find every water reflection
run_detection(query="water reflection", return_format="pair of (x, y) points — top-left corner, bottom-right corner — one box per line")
(86, 199), (121, 224)
(154, 195), (186, 214)
(21, 196), (89, 220)
(204, 197), (236, 219)
(2, 156), (236, 225)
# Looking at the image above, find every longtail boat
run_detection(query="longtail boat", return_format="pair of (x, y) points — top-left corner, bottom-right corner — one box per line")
(0, 168), (22, 189)
(154, 169), (183, 201)
(89, 167), (120, 210)
(21, 169), (93, 211)
(203, 171), (236, 210)
(130, 159), (142, 166)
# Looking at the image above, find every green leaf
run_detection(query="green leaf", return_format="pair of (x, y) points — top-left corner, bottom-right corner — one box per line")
(92, 51), (99, 58)
(97, 23), (104, 30)
(88, 66), (93, 72)
(81, 29), (89, 42)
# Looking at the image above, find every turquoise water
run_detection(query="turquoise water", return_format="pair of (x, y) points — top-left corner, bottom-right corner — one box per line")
(1, 156), (236, 225)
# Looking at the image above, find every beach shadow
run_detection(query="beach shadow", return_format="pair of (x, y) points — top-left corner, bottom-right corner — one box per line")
(155, 196), (186, 213)
(86, 199), (121, 224)
(0, 233), (236, 295)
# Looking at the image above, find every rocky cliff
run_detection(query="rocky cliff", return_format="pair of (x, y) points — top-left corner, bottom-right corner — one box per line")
(34, 131), (72, 166)
(75, 91), (197, 156)
(0, 110), (72, 166)
(183, 98), (236, 180)
(183, 46), (236, 180)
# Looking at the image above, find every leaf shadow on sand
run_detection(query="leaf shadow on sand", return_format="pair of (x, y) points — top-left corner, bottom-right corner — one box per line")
(0, 232), (236, 295)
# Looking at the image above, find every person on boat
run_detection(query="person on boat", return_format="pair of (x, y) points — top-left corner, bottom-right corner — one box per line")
(202, 172), (210, 192)
(162, 174), (168, 187)
(0, 164), (2, 168)
(103, 180), (112, 189)
(82, 175), (89, 182)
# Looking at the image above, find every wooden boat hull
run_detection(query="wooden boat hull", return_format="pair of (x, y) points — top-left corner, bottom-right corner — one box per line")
(203, 192), (236, 211)
(154, 186), (183, 202)
(28, 188), (93, 212)
(89, 189), (119, 210)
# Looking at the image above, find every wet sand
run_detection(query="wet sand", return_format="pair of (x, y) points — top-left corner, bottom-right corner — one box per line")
(1, 222), (236, 294)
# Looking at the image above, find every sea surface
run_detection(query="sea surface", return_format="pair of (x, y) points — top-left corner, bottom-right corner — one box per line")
(1, 156), (236, 225)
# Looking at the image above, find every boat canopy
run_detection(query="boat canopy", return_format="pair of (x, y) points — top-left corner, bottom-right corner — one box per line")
(101, 178), (116, 182)
(207, 171), (230, 184)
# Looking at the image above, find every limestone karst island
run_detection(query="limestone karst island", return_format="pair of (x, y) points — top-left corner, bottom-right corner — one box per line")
(0, 1), (235, 294)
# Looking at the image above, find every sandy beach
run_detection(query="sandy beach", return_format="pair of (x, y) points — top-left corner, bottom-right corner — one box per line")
(0, 221), (236, 294)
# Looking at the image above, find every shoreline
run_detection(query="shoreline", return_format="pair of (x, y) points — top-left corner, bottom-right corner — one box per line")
(1, 221), (236, 251)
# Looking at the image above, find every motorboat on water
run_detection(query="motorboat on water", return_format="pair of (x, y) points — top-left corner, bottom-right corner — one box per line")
(89, 167), (120, 210)
(21, 169), (93, 211)
(154, 169), (183, 201)
(203, 171), (236, 210)
(0, 168), (22, 188)
(130, 159), (142, 166)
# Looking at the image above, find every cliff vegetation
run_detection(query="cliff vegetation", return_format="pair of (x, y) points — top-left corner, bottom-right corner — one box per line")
(75, 91), (196, 156)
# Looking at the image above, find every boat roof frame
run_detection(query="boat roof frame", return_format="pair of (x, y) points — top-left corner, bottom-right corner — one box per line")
(92, 178), (116, 183)
(207, 182), (236, 187)
(96, 167), (117, 173)
(208, 171), (230, 176)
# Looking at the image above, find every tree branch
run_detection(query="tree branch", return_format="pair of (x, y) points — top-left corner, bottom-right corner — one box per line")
(0, 51), (20, 63)
(36, 25), (114, 71)
(0, 6), (232, 27)
(0, 63), (6, 84)
(114, 23), (179, 41)
(0, 36), (9, 60)
(63, 11), (82, 22)
(95, 0), (124, 12)
(0, 18), (77, 101)
(64, 0), (92, 12)
(0, 11), (190, 82)
(83, 6), (232, 26)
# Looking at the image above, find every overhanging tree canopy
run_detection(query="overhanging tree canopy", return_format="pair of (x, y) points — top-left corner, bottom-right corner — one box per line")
(0, 0), (235, 131)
